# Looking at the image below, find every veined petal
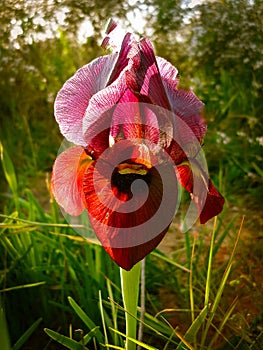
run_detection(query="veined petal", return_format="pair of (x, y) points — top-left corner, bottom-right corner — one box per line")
(107, 33), (135, 85)
(111, 89), (160, 144)
(126, 38), (171, 109)
(55, 53), (118, 146)
(175, 162), (225, 224)
(51, 146), (92, 216)
(163, 83), (206, 142)
(157, 56), (179, 89)
(82, 73), (127, 151)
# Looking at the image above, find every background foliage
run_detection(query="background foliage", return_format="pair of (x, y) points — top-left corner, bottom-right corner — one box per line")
(0, 0), (262, 349)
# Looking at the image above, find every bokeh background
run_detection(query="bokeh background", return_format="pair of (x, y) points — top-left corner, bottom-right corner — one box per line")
(0, 0), (262, 349)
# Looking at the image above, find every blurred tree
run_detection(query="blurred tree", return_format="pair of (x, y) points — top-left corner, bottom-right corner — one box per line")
(146, 0), (263, 198)
(0, 0), (129, 193)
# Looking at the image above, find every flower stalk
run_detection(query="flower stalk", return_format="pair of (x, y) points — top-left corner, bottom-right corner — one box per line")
(120, 262), (141, 350)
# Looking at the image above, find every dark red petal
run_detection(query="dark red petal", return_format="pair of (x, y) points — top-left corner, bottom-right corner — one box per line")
(82, 142), (178, 270)
(126, 38), (171, 109)
(107, 33), (135, 85)
(101, 19), (118, 50)
(199, 180), (225, 224)
(51, 146), (92, 215)
(176, 163), (225, 224)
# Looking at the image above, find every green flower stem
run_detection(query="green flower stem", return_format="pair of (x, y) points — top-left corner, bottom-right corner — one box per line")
(120, 262), (142, 350)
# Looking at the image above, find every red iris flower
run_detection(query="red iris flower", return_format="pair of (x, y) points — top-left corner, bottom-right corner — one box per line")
(51, 20), (225, 270)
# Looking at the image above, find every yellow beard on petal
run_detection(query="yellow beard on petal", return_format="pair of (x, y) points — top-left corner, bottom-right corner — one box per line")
(117, 163), (148, 175)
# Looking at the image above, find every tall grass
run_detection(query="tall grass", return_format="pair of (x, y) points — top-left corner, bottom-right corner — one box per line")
(0, 142), (262, 349)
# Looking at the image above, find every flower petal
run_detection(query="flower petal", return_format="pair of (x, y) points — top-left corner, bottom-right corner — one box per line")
(175, 162), (225, 224)
(126, 38), (171, 109)
(51, 146), (92, 215)
(157, 56), (179, 89)
(82, 142), (178, 270)
(163, 84), (206, 142)
(107, 33), (135, 85)
(82, 73), (127, 151)
(110, 89), (160, 144)
(55, 53), (118, 146)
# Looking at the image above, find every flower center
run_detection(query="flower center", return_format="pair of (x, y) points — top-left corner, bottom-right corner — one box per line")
(111, 163), (152, 195)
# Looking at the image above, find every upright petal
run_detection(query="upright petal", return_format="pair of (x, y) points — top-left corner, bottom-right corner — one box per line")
(157, 56), (179, 89)
(82, 73), (127, 150)
(110, 89), (160, 144)
(126, 38), (171, 109)
(55, 54), (118, 146)
(51, 146), (92, 216)
(164, 85), (206, 143)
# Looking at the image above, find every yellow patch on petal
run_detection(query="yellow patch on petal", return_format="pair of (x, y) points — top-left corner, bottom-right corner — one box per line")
(117, 163), (148, 175)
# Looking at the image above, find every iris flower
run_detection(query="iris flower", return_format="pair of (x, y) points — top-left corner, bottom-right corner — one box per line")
(51, 20), (224, 270)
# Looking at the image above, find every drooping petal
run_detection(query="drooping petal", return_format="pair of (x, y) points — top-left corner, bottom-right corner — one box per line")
(82, 141), (178, 270)
(55, 54), (118, 146)
(175, 162), (225, 224)
(51, 146), (93, 216)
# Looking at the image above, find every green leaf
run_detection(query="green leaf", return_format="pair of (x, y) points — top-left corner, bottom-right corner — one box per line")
(109, 328), (158, 350)
(0, 141), (19, 209)
(0, 300), (11, 350)
(83, 327), (101, 346)
(12, 318), (42, 350)
(44, 328), (88, 350)
(176, 305), (208, 350)
(68, 297), (104, 344)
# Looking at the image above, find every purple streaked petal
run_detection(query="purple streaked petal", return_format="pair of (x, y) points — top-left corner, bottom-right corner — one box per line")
(111, 89), (160, 143)
(163, 83), (206, 142)
(55, 53), (118, 146)
(82, 73), (127, 150)
(157, 56), (179, 89)
(107, 33), (135, 85)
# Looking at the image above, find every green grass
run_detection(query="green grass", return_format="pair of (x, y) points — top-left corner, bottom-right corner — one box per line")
(1, 136), (262, 349)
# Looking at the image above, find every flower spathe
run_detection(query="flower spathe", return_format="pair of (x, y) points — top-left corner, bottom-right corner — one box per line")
(51, 19), (225, 270)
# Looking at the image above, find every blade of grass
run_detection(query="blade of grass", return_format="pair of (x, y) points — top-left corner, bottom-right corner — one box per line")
(68, 296), (104, 344)
(83, 327), (101, 346)
(108, 328), (158, 350)
(0, 281), (46, 293)
(189, 233), (196, 324)
(0, 299), (11, 350)
(0, 142), (19, 210)
(106, 278), (120, 346)
(12, 318), (42, 350)
(204, 217), (217, 307)
(99, 290), (109, 349)
(201, 216), (244, 348)
(151, 251), (190, 273)
(107, 298), (179, 345)
(44, 328), (88, 350)
(175, 305), (208, 350)
(207, 297), (238, 350)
